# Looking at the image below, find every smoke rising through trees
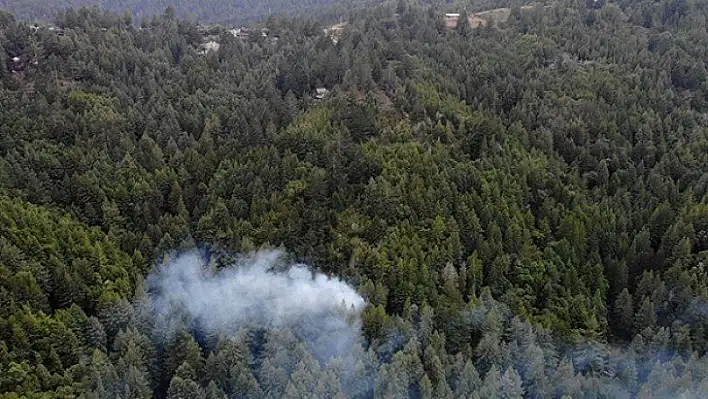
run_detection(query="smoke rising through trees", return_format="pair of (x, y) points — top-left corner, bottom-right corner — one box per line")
(146, 250), (364, 362)
(5, 0), (708, 397)
(134, 250), (708, 398)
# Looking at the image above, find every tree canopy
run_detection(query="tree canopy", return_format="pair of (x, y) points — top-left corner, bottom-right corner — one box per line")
(3, 0), (708, 396)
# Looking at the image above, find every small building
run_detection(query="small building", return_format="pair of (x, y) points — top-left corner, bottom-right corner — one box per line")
(444, 13), (461, 29)
(199, 40), (220, 55)
(48, 26), (65, 36)
(314, 88), (329, 100)
(231, 27), (250, 40)
(10, 55), (31, 73)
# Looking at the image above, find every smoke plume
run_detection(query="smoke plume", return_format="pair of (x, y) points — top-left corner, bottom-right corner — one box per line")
(146, 250), (365, 361)
(140, 250), (708, 397)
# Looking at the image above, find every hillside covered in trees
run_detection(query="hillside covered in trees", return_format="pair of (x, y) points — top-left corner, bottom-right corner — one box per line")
(0, 0), (378, 26)
(3, 0), (708, 397)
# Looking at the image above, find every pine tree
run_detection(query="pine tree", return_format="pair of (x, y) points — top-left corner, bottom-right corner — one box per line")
(204, 381), (227, 399)
(456, 11), (472, 36)
(86, 317), (107, 352)
(420, 374), (433, 399)
(118, 363), (152, 399)
(166, 331), (205, 383)
(614, 288), (634, 339)
(84, 350), (120, 397)
(166, 375), (204, 399)
(554, 357), (581, 398)
(634, 296), (657, 334)
(98, 298), (135, 343)
(374, 362), (410, 399)
(479, 365), (502, 398)
(258, 358), (288, 397)
(500, 366), (524, 399)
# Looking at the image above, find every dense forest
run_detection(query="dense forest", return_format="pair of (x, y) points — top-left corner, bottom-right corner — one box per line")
(0, 0), (379, 26)
(3, 0), (708, 396)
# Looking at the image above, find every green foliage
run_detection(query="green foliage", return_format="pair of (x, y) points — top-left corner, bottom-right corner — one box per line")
(1, 0), (379, 26)
(3, 0), (708, 396)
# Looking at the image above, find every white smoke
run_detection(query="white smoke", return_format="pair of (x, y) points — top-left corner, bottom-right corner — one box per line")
(145, 250), (365, 360)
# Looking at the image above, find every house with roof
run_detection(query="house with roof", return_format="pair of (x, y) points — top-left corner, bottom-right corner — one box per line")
(444, 13), (461, 29)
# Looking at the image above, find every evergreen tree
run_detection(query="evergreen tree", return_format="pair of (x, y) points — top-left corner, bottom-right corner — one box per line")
(166, 375), (204, 399)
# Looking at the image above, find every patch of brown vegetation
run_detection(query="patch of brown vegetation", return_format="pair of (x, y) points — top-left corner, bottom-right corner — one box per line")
(445, 4), (547, 29)
(468, 15), (489, 28)
(374, 90), (394, 112)
(473, 7), (512, 26)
